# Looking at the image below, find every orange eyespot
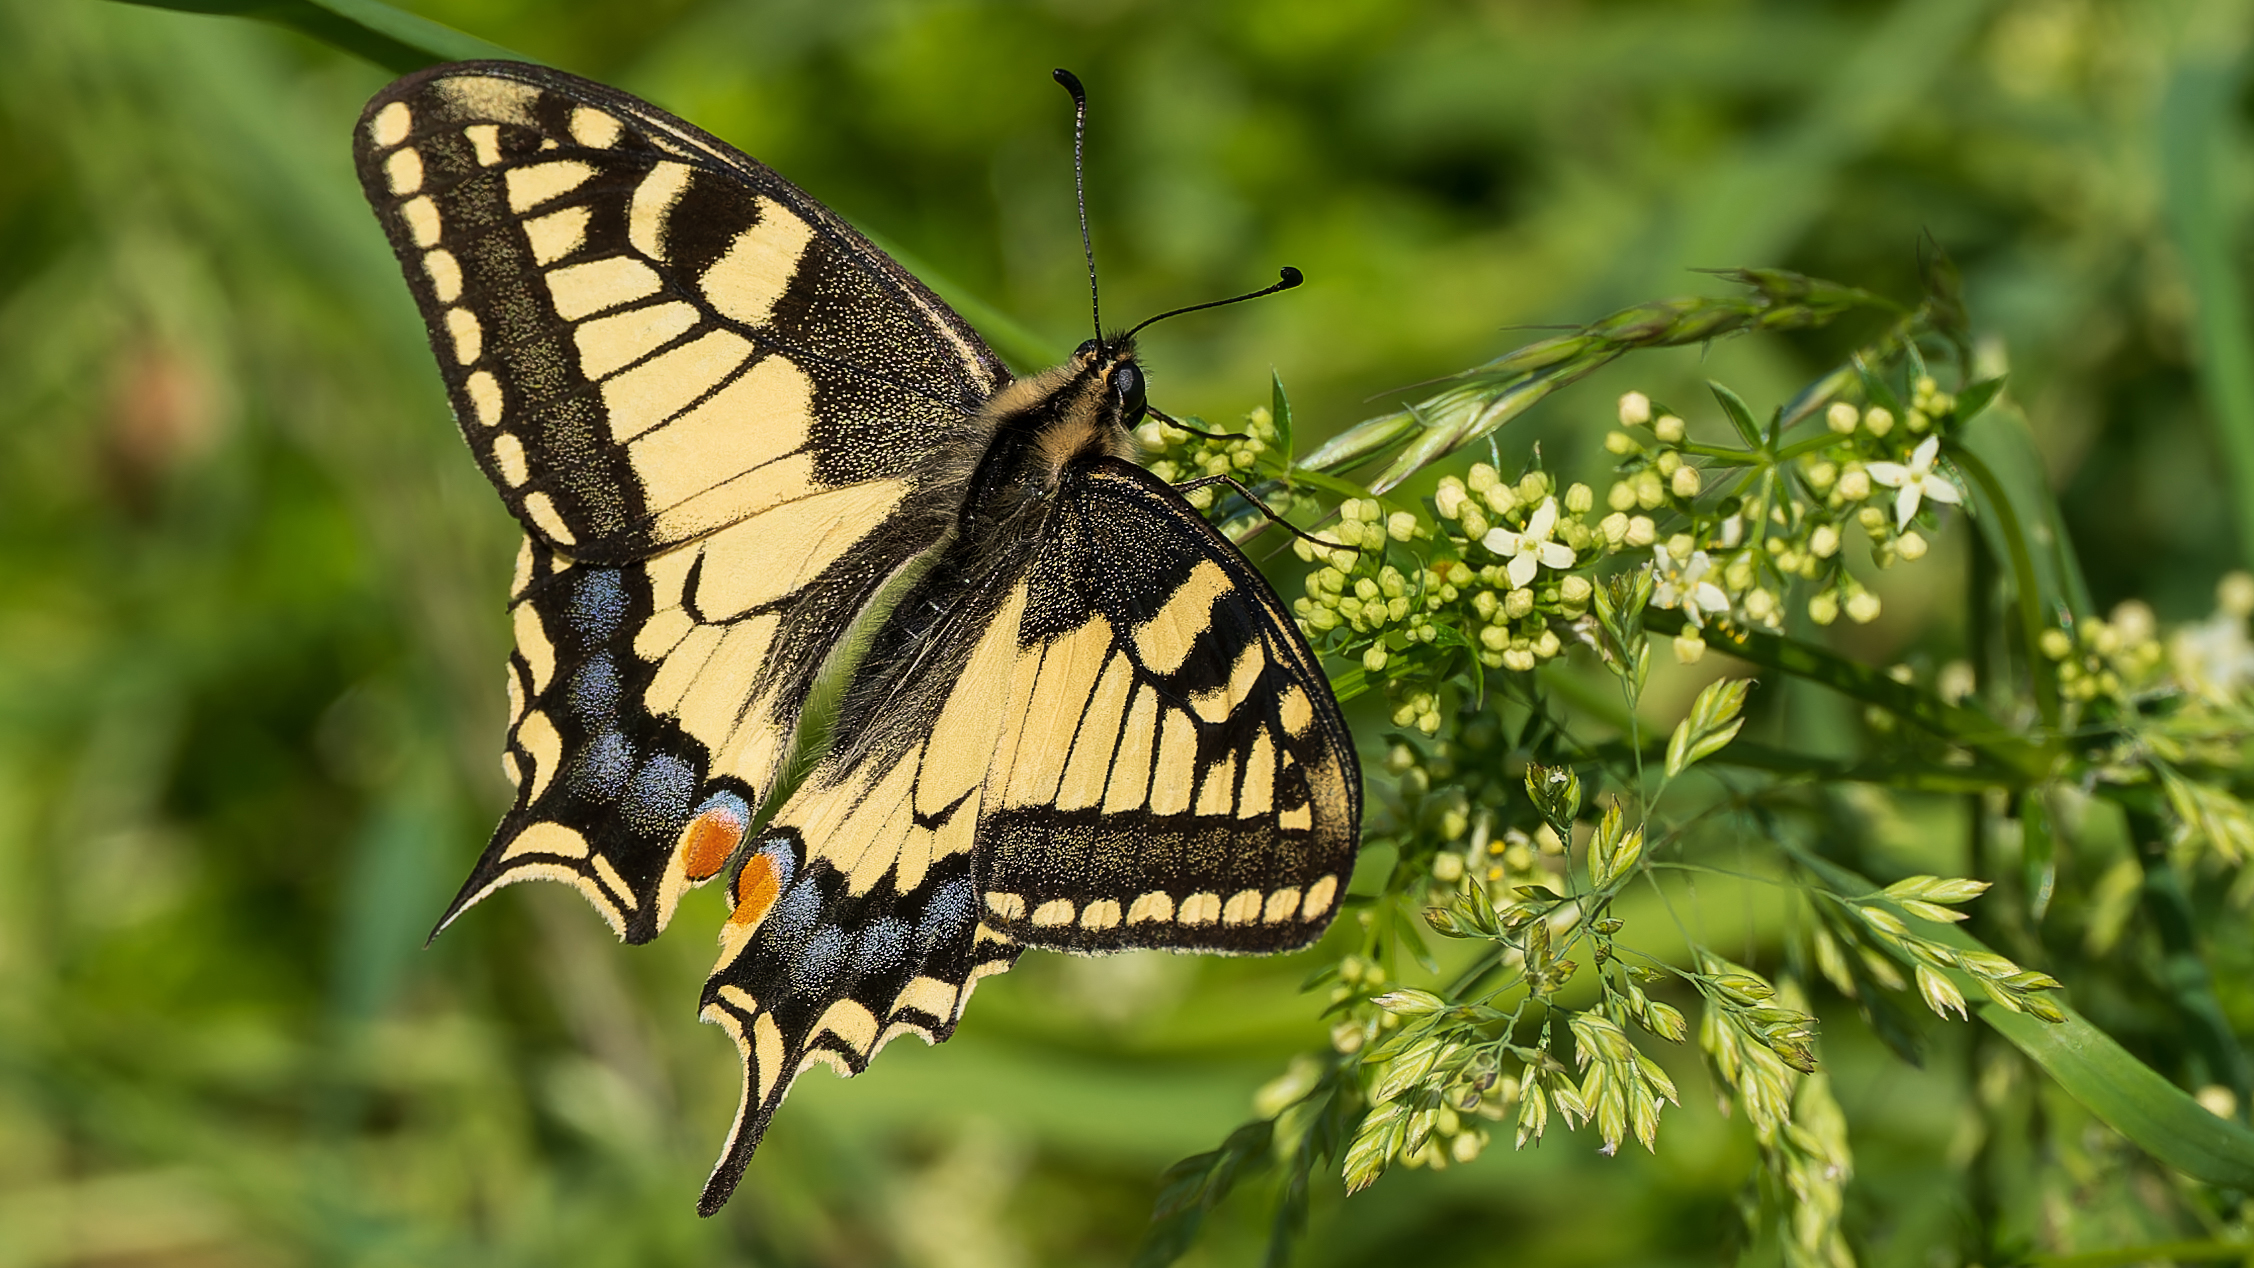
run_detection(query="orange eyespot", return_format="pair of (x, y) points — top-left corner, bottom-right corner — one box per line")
(727, 852), (782, 928)
(682, 808), (745, 882)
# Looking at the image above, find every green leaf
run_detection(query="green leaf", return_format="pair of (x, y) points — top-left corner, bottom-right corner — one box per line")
(1982, 1002), (2254, 1190)
(1664, 678), (1750, 777)
(2160, 54), (2254, 567)
(106, 0), (528, 73)
(1953, 374), (2007, 425)
(1271, 370), (1295, 465)
(1708, 380), (1764, 449)
(2022, 789), (2058, 921)
(1136, 1120), (1275, 1268)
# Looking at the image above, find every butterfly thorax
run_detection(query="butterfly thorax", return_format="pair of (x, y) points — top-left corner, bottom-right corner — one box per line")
(960, 338), (1144, 534)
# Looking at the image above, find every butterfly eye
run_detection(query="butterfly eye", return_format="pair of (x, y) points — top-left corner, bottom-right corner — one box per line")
(1074, 338), (1101, 360)
(1111, 363), (1147, 419)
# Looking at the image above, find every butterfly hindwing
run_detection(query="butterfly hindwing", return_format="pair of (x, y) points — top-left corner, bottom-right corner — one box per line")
(687, 459), (1360, 1209)
(691, 567), (1037, 1207)
(354, 60), (1004, 563)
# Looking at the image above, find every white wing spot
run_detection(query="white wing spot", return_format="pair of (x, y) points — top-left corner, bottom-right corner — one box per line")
(523, 204), (591, 266)
(465, 123), (503, 167)
(423, 249), (461, 303)
(1221, 889), (1263, 925)
(1178, 892), (1221, 926)
(491, 432), (530, 487)
(700, 200), (816, 329)
(547, 255), (662, 322)
(629, 161), (693, 258)
(521, 491), (576, 546)
(369, 100), (412, 148)
(1126, 891), (1174, 924)
(385, 147), (423, 195)
(464, 370), (503, 428)
(400, 195), (440, 247)
(1299, 875), (1339, 921)
(499, 820), (589, 861)
(1079, 899), (1122, 931)
(592, 854), (635, 907)
(574, 301), (698, 380)
(445, 307), (481, 365)
(570, 106), (623, 149)
(1263, 888), (1302, 923)
(985, 892), (1026, 921)
(1031, 899), (1075, 928)
(506, 160), (597, 213)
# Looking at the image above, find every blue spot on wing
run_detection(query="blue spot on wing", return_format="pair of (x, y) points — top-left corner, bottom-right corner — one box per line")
(854, 918), (909, 976)
(762, 876), (822, 960)
(790, 925), (849, 996)
(623, 753), (696, 835)
(916, 878), (976, 957)
(569, 570), (628, 641)
(569, 654), (621, 723)
(572, 731), (634, 801)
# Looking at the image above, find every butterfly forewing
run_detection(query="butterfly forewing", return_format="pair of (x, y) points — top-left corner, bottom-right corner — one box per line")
(359, 62), (1016, 941)
(355, 61), (1004, 562)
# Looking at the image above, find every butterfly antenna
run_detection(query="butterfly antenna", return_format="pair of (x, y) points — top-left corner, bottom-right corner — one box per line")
(1122, 267), (1304, 343)
(1173, 473), (1360, 557)
(1053, 68), (1102, 349)
(1145, 405), (1244, 443)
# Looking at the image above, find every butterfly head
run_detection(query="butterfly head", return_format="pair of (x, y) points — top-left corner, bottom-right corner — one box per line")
(1075, 336), (1149, 425)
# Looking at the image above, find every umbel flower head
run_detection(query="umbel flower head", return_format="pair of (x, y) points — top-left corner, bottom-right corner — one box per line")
(1865, 436), (1961, 528)
(1483, 497), (1577, 588)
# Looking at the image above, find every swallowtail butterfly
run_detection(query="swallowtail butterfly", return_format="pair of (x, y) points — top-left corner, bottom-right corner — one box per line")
(355, 60), (1361, 1213)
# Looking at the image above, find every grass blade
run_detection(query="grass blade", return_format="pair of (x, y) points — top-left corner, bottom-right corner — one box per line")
(2160, 50), (2254, 565)
(105, 0), (528, 73)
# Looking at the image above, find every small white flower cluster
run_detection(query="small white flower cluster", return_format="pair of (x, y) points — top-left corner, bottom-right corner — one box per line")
(1292, 481), (1597, 677)
(1609, 385), (1974, 656)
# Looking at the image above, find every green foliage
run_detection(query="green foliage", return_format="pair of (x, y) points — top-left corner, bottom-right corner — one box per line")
(17, 2), (2254, 1267)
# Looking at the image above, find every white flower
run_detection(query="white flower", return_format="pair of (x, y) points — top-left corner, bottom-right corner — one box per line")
(2172, 612), (2254, 704)
(1650, 543), (1729, 629)
(1482, 497), (1576, 588)
(1865, 436), (1962, 528)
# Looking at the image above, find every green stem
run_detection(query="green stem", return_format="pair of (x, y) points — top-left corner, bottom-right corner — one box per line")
(1950, 444), (2060, 726)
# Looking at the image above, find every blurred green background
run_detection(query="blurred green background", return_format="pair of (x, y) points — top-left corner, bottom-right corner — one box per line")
(2, 0), (2249, 1263)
